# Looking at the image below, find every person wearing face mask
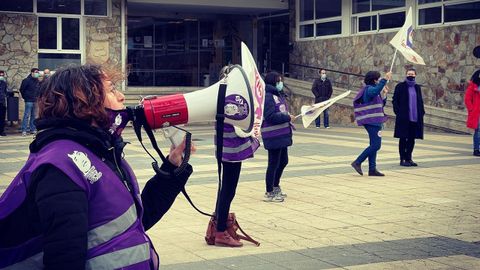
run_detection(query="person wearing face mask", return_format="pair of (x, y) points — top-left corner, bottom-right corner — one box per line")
(0, 70), (8, 136)
(19, 68), (41, 136)
(464, 69), (480, 157)
(392, 68), (425, 166)
(311, 69), (333, 128)
(351, 70), (392, 177)
(261, 71), (294, 202)
(0, 65), (195, 269)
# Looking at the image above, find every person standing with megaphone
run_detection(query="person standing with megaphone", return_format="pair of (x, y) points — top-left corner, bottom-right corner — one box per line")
(261, 71), (294, 202)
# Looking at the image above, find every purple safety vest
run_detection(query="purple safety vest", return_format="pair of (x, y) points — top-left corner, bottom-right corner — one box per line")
(0, 140), (158, 270)
(353, 86), (387, 126)
(261, 94), (292, 139)
(215, 124), (259, 162)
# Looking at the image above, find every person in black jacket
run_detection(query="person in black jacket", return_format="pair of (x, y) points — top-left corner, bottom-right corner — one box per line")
(261, 72), (294, 202)
(19, 68), (40, 136)
(0, 65), (194, 269)
(392, 68), (425, 166)
(311, 69), (333, 128)
(0, 70), (8, 136)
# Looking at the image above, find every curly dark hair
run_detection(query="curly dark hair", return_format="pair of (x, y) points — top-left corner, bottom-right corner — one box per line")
(37, 64), (117, 129)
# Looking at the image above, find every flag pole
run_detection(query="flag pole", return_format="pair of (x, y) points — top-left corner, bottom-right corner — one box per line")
(389, 49), (398, 72)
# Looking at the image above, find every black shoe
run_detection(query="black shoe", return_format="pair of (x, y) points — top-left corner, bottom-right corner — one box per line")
(474, 150), (480, 157)
(368, 169), (385, 176)
(400, 160), (411, 167)
(351, 161), (363, 176)
(0, 132), (6, 136)
(406, 160), (418, 166)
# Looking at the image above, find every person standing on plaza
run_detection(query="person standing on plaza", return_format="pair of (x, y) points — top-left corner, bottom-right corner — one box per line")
(19, 68), (40, 136)
(392, 68), (425, 166)
(464, 69), (480, 157)
(351, 70), (392, 177)
(0, 70), (8, 136)
(311, 69), (333, 128)
(0, 64), (195, 269)
(213, 123), (259, 247)
(261, 71), (293, 202)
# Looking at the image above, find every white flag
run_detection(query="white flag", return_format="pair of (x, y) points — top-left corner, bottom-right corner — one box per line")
(389, 7), (425, 65)
(298, 91), (351, 128)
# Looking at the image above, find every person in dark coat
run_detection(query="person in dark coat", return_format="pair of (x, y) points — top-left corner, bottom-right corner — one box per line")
(19, 68), (40, 136)
(261, 71), (293, 202)
(311, 69), (333, 128)
(392, 68), (425, 166)
(0, 70), (8, 136)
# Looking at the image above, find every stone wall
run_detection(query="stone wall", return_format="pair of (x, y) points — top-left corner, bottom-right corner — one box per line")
(0, 14), (37, 90)
(85, 0), (122, 69)
(288, 0), (480, 111)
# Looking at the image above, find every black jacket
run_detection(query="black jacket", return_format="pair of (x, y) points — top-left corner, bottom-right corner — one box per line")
(311, 78), (333, 103)
(0, 80), (7, 104)
(20, 75), (39, 102)
(0, 118), (192, 270)
(392, 81), (425, 139)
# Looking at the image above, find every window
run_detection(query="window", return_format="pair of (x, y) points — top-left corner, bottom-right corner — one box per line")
(38, 16), (81, 70)
(85, 0), (108, 16)
(0, 0), (33, 12)
(37, 0), (81, 14)
(351, 0), (405, 33)
(298, 0), (342, 39)
(39, 17), (80, 50)
(418, 0), (480, 26)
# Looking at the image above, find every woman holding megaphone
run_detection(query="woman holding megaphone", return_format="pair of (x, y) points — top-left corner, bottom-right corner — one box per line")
(0, 65), (194, 269)
(261, 71), (294, 202)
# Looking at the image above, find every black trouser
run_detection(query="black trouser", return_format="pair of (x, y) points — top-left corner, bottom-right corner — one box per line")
(399, 138), (415, 161)
(216, 161), (241, 232)
(265, 147), (289, 193)
(0, 103), (6, 133)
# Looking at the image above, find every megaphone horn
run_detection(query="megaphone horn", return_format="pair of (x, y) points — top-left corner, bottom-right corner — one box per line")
(141, 65), (255, 133)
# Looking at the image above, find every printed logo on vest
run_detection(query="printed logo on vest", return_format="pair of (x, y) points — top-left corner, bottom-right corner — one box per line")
(68, 151), (103, 184)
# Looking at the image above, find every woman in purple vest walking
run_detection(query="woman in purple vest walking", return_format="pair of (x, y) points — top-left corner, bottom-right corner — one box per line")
(351, 70), (392, 177)
(261, 71), (294, 202)
(0, 65), (194, 269)
(392, 68), (425, 166)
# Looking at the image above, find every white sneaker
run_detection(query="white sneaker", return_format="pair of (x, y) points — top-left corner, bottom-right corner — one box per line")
(325, 126), (331, 129)
(264, 192), (284, 202)
(273, 186), (287, 198)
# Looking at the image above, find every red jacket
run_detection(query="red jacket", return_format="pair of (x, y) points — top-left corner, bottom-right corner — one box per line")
(464, 81), (480, 129)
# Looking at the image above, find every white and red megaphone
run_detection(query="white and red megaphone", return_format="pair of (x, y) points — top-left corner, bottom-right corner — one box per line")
(139, 42), (265, 140)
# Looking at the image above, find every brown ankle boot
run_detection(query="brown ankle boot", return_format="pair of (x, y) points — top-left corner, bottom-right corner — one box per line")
(215, 231), (243, 247)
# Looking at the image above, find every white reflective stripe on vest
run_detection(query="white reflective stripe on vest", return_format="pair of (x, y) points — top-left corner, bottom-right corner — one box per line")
(87, 203), (138, 249)
(261, 122), (290, 132)
(223, 140), (253, 154)
(223, 132), (238, 138)
(3, 252), (43, 270)
(86, 242), (150, 270)
(353, 103), (384, 112)
(356, 112), (385, 121)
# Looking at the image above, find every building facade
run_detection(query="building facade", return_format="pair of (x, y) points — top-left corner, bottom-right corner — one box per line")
(289, 0), (480, 110)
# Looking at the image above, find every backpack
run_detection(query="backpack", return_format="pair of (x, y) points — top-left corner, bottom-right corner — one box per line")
(205, 213), (260, 246)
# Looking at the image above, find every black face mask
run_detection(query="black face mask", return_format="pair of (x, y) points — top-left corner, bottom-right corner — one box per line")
(406, 76), (416, 81)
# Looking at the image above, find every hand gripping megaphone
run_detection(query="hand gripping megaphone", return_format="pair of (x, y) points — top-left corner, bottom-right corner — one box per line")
(129, 42), (265, 145)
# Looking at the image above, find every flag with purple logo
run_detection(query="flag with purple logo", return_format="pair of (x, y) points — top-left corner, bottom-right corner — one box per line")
(389, 7), (425, 65)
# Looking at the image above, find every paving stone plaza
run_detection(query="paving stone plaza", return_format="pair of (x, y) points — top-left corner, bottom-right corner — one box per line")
(1, 125), (479, 269)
